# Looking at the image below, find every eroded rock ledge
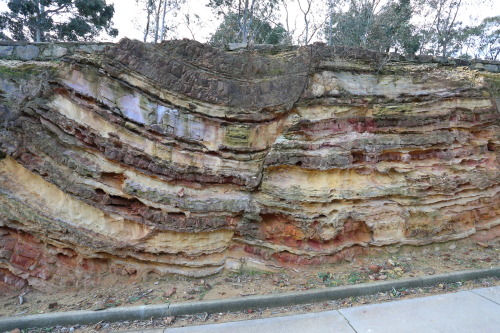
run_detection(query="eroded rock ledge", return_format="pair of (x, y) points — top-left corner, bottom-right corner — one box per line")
(0, 39), (499, 291)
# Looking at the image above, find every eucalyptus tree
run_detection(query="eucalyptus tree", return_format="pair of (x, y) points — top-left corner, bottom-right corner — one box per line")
(0, 0), (118, 42)
(475, 15), (500, 60)
(296, 0), (324, 45)
(417, 0), (465, 57)
(210, 12), (288, 45)
(325, 0), (383, 48)
(208, 0), (279, 44)
(458, 16), (500, 60)
(324, 0), (419, 54)
(138, 0), (185, 43)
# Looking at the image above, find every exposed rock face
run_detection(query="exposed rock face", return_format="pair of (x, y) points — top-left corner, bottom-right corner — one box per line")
(1, 39), (499, 290)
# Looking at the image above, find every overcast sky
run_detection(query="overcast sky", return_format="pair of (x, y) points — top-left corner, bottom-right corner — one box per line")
(108, 0), (499, 44)
(108, 0), (214, 42)
(0, 0), (499, 44)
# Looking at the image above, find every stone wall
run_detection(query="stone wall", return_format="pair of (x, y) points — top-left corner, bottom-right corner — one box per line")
(0, 39), (499, 291)
(0, 41), (113, 61)
(1, 40), (499, 73)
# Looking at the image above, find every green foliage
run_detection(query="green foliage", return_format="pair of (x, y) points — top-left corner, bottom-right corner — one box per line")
(208, 0), (281, 44)
(317, 271), (332, 281)
(323, 0), (495, 58)
(317, 272), (341, 286)
(416, 0), (467, 57)
(324, 0), (420, 54)
(210, 12), (288, 45)
(325, 0), (376, 48)
(317, 271), (367, 286)
(378, 0), (420, 54)
(0, 64), (43, 78)
(127, 295), (142, 302)
(347, 271), (366, 284)
(0, 0), (118, 42)
(458, 16), (500, 60)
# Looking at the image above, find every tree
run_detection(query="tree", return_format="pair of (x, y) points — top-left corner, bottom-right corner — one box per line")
(296, 0), (322, 45)
(137, 0), (185, 43)
(280, 0), (296, 43)
(183, 12), (205, 40)
(324, 0), (419, 54)
(210, 12), (288, 45)
(325, 0), (383, 49)
(458, 16), (500, 60)
(208, 0), (279, 45)
(475, 16), (500, 60)
(417, 0), (465, 57)
(373, 0), (420, 53)
(325, 0), (341, 46)
(0, 0), (118, 42)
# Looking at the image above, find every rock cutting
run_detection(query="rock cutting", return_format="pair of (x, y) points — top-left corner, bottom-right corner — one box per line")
(0, 39), (499, 291)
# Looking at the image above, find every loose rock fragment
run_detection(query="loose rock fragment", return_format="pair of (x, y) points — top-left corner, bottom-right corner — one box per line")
(164, 287), (177, 298)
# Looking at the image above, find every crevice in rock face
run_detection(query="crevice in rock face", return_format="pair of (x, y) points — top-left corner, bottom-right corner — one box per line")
(99, 172), (126, 188)
(487, 140), (496, 151)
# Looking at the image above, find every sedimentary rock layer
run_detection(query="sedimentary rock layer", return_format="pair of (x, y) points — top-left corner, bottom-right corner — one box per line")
(0, 39), (499, 290)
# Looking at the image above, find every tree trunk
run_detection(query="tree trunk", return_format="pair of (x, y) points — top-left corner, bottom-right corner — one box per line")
(144, 0), (153, 42)
(298, 0), (313, 45)
(327, 12), (333, 46)
(241, 0), (249, 44)
(35, 0), (42, 42)
(247, 0), (255, 43)
(160, 0), (168, 41)
(360, 4), (373, 46)
(154, 0), (163, 43)
(304, 19), (308, 45)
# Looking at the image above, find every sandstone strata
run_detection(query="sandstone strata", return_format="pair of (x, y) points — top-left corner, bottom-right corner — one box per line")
(0, 39), (499, 291)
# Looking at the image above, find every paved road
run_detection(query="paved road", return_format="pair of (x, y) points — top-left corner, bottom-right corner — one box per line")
(125, 286), (500, 333)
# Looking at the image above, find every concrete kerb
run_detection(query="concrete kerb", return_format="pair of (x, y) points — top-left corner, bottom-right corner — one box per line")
(1, 267), (499, 331)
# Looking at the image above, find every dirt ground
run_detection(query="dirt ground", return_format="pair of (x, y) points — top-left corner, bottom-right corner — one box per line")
(1, 238), (499, 332)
